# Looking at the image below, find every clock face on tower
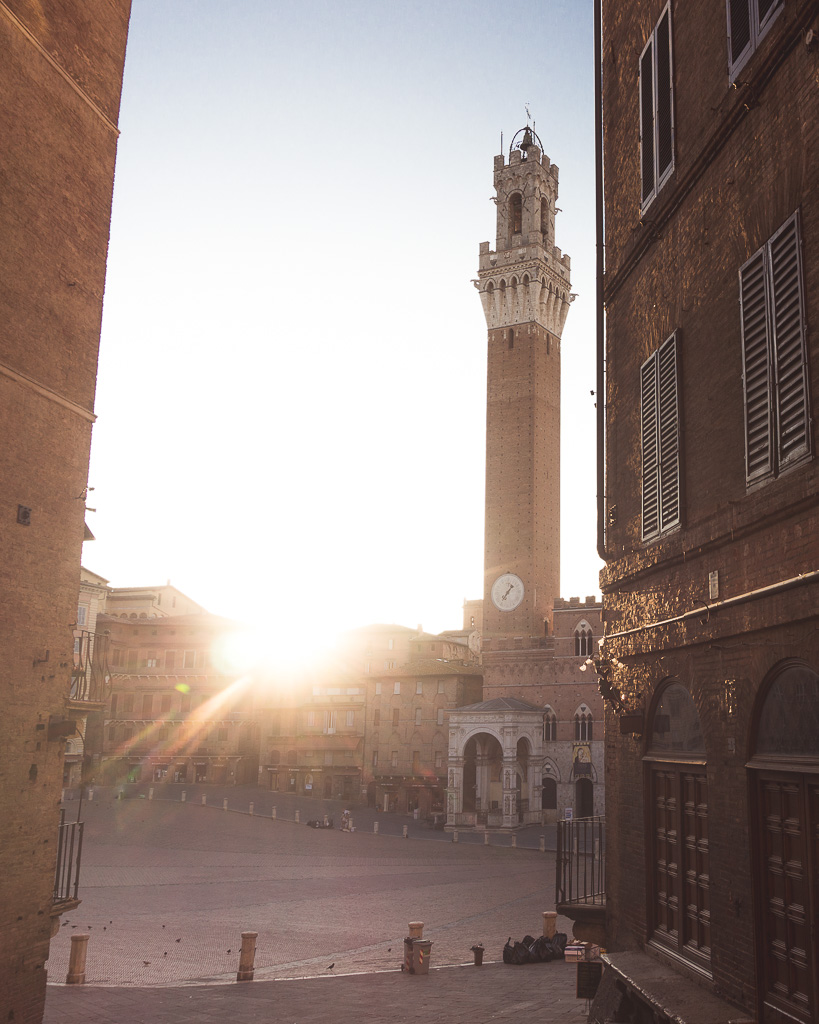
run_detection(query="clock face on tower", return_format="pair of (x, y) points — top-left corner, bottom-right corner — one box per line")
(491, 573), (524, 611)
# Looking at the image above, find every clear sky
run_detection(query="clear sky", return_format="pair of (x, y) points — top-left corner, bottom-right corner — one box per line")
(84, 0), (602, 644)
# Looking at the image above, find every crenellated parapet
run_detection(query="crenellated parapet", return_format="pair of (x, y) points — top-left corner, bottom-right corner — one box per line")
(475, 130), (573, 338)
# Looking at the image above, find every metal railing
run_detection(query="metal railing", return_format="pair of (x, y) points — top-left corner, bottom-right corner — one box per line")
(555, 815), (605, 906)
(53, 809), (84, 903)
(69, 630), (111, 703)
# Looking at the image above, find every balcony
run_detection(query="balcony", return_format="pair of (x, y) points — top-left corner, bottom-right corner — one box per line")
(555, 815), (606, 945)
(67, 630), (111, 709)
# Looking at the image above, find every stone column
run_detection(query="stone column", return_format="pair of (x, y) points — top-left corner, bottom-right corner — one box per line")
(502, 759), (518, 829)
(237, 931), (257, 981)
(66, 934), (90, 984)
(445, 756), (464, 826)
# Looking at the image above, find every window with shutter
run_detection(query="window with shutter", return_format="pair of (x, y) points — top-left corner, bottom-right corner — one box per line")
(641, 333), (681, 541)
(740, 211), (811, 485)
(727, 0), (782, 81)
(640, 4), (675, 210)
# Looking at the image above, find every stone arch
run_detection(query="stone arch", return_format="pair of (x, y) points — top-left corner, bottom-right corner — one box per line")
(508, 191), (523, 238)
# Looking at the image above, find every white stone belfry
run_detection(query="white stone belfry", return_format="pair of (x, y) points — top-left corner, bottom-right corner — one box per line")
(475, 127), (573, 338)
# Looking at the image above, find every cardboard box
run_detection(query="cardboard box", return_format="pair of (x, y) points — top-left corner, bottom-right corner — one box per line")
(565, 942), (600, 962)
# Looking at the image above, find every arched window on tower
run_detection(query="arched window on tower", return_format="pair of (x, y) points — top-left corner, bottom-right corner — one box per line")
(574, 621), (593, 657)
(542, 706), (557, 741)
(509, 193), (522, 238)
(540, 198), (549, 235)
(574, 705), (593, 741)
(508, 328), (514, 350)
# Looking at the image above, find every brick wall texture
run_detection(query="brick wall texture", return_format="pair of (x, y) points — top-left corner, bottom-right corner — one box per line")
(601, 0), (819, 1019)
(0, 3), (130, 1020)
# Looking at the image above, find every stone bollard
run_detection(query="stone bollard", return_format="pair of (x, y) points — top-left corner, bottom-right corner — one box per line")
(373, 821), (379, 834)
(181, 791), (186, 802)
(511, 834), (517, 848)
(408, 921), (424, 939)
(295, 810), (300, 824)
(543, 911), (558, 938)
(271, 806), (276, 819)
(403, 825), (408, 839)
(88, 789), (94, 801)
(539, 835), (546, 853)
(223, 798), (228, 811)
(148, 788), (153, 800)
(201, 794), (207, 805)
(66, 934), (90, 985)
(484, 831), (490, 845)
(236, 931), (258, 982)
(249, 802), (254, 816)
(323, 815), (329, 827)
(452, 830), (458, 843)
(348, 816), (354, 831)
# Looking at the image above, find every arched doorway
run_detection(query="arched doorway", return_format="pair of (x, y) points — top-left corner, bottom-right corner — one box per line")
(542, 777), (557, 810)
(749, 660), (819, 1024)
(576, 777), (594, 818)
(463, 733), (503, 822)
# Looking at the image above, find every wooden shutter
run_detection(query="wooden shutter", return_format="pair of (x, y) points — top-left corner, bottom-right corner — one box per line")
(655, 7), (674, 186)
(769, 211), (811, 470)
(740, 247), (773, 482)
(727, 0), (752, 71)
(658, 334), (680, 531)
(641, 354), (660, 538)
(639, 38), (655, 205)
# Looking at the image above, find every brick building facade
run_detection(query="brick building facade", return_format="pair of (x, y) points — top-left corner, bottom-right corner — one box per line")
(595, 1), (819, 1021)
(99, 613), (259, 788)
(0, 4), (130, 1019)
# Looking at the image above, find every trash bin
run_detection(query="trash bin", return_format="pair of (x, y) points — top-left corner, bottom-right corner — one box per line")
(403, 936), (414, 973)
(411, 939), (432, 975)
(471, 944), (484, 966)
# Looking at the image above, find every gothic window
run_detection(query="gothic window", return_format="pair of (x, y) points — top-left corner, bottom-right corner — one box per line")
(728, 0), (782, 81)
(646, 680), (710, 971)
(574, 709), (593, 741)
(540, 199), (549, 235)
(640, 3), (674, 208)
(574, 621), (593, 656)
(509, 192), (523, 238)
(543, 707), (557, 741)
(740, 210), (811, 485)
(641, 332), (681, 540)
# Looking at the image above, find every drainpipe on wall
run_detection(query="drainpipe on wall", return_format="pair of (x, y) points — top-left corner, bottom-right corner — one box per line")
(594, 0), (607, 564)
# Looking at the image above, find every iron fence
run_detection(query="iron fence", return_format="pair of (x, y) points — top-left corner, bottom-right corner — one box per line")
(53, 809), (84, 903)
(555, 814), (605, 906)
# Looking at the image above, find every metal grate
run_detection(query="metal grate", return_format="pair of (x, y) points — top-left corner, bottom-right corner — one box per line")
(53, 809), (84, 903)
(555, 815), (606, 907)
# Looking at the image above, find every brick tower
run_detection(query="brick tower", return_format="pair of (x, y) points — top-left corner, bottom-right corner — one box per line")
(476, 126), (573, 638)
(446, 131), (601, 831)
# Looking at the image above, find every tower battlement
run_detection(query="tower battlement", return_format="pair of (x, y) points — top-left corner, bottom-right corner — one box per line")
(476, 128), (572, 337)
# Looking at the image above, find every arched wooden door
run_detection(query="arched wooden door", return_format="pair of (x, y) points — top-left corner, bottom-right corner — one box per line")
(750, 662), (819, 1024)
